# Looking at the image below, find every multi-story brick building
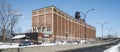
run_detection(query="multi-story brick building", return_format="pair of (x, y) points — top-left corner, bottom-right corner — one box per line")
(32, 6), (96, 42)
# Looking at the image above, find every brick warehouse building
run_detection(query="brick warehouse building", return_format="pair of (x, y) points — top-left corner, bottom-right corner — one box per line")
(32, 6), (96, 42)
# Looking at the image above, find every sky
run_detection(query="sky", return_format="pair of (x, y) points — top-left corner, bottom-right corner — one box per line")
(6, 0), (120, 37)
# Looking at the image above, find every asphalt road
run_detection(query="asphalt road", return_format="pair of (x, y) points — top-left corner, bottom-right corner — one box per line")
(104, 43), (120, 52)
(57, 39), (120, 52)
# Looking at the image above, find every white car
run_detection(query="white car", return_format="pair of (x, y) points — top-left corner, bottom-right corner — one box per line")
(80, 40), (86, 43)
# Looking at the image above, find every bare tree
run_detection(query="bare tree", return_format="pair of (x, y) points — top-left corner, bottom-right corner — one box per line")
(0, 0), (21, 41)
(18, 27), (21, 33)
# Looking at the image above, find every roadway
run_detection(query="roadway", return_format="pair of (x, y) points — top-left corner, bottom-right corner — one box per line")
(57, 39), (120, 52)
(0, 39), (119, 52)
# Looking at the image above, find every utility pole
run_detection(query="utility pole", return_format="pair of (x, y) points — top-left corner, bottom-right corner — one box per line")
(97, 23), (108, 39)
(80, 8), (95, 43)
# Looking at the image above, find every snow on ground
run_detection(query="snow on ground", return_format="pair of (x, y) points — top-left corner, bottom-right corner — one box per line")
(40, 43), (57, 46)
(0, 43), (58, 49)
(104, 43), (120, 52)
(0, 43), (19, 49)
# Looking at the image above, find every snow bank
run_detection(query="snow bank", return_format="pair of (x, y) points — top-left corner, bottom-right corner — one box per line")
(0, 43), (19, 49)
(104, 43), (120, 52)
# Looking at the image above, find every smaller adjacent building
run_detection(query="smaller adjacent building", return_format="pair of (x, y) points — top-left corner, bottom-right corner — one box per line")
(12, 32), (53, 43)
(12, 33), (38, 43)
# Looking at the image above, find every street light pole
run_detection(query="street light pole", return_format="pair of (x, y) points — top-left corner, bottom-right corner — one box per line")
(108, 28), (112, 35)
(108, 28), (113, 39)
(97, 23), (108, 38)
(80, 8), (95, 43)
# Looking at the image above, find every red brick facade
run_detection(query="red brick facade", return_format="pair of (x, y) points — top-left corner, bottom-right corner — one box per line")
(32, 6), (96, 42)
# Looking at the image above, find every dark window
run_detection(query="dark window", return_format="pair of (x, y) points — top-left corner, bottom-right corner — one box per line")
(37, 27), (41, 32)
(42, 27), (45, 32)
(47, 27), (51, 31)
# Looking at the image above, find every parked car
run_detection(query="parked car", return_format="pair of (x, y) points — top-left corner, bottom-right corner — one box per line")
(80, 39), (86, 43)
(19, 41), (33, 46)
(67, 41), (73, 44)
(72, 41), (79, 44)
(33, 42), (42, 45)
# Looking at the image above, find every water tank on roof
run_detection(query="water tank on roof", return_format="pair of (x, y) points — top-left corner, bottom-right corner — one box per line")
(75, 11), (81, 19)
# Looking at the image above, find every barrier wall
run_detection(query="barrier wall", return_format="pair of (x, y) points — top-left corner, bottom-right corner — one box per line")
(0, 39), (119, 52)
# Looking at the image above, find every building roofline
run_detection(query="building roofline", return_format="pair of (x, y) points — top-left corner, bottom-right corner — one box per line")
(32, 5), (96, 29)
(32, 5), (55, 11)
(32, 5), (75, 19)
(13, 32), (39, 35)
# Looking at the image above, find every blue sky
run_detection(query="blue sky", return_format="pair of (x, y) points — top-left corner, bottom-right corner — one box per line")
(7, 0), (120, 37)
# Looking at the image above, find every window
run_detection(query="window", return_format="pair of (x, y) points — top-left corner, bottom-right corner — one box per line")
(33, 27), (35, 32)
(42, 27), (45, 32)
(54, 8), (57, 12)
(47, 27), (51, 31)
(37, 27), (41, 32)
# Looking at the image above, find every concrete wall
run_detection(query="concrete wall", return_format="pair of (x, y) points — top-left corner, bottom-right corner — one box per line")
(58, 39), (120, 52)
(1, 39), (119, 52)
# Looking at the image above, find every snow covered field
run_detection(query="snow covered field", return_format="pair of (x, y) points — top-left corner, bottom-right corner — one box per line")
(104, 43), (120, 52)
